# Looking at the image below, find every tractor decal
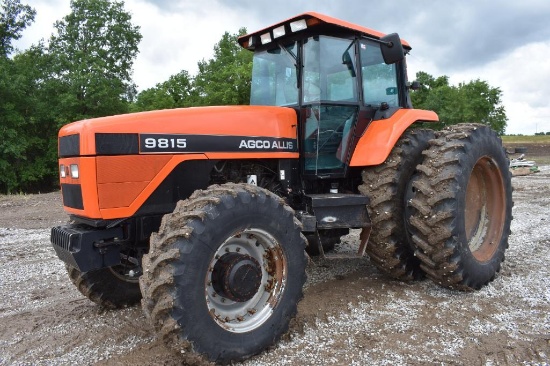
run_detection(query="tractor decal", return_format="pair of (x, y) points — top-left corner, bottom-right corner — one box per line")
(139, 133), (298, 153)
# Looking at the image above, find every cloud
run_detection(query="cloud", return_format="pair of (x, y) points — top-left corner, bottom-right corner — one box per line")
(446, 40), (550, 135)
(115, 0), (248, 89)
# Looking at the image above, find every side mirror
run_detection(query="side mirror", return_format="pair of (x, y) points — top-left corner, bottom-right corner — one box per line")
(408, 80), (421, 91)
(380, 33), (405, 64)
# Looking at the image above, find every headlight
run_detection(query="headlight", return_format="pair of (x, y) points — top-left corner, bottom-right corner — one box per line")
(260, 32), (272, 45)
(273, 25), (285, 38)
(70, 164), (79, 179)
(290, 19), (307, 32)
(60, 164), (66, 178)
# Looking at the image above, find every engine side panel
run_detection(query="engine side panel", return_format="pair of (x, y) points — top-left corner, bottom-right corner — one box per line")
(57, 106), (300, 220)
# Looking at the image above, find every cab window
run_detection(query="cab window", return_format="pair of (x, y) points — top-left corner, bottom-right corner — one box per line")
(302, 36), (358, 103)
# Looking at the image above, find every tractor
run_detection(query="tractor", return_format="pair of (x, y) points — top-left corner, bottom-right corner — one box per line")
(50, 12), (513, 364)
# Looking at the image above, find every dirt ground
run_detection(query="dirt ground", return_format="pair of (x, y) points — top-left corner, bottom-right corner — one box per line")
(1, 167), (550, 365)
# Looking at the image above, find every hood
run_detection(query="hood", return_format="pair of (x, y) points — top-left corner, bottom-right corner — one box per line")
(58, 106), (298, 156)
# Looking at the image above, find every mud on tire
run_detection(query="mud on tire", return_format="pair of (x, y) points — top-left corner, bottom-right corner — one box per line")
(67, 265), (142, 309)
(359, 129), (434, 280)
(139, 183), (307, 364)
(409, 124), (513, 290)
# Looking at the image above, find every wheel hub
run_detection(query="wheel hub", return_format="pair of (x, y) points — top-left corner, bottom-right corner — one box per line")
(212, 253), (262, 302)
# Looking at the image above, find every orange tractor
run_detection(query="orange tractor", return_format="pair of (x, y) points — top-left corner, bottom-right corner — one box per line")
(51, 12), (513, 363)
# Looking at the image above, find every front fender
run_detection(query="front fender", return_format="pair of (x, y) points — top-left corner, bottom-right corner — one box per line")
(349, 109), (438, 166)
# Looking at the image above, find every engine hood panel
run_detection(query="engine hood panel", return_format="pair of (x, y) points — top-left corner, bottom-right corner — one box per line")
(58, 106), (298, 156)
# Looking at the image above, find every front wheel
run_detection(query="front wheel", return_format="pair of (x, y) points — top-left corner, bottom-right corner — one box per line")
(67, 264), (142, 309)
(409, 124), (513, 290)
(139, 183), (307, 364)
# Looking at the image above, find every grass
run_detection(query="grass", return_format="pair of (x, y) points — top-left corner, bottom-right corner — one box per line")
(502, 135), (550, 144)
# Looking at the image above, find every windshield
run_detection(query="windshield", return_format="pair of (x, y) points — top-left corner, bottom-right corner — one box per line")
(250, 42), (299, 106)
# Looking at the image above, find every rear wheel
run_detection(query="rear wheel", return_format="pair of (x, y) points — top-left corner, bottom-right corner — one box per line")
(409, 124), (513, 290)
(359, 129), (434, 280)
(139, 183), (307, 364)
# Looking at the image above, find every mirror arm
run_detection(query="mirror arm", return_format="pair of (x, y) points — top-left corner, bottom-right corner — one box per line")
(360, 35), (393, 47)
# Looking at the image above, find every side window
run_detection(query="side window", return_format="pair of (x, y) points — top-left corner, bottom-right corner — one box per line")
(302, 36), (358, 103)
(360, 40), (399, 107)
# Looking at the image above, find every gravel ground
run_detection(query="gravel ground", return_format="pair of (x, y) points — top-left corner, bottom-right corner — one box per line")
(0, 167), (549, 365)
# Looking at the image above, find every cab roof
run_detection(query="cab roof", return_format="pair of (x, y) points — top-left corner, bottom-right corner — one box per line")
(238, 12), (410, 50)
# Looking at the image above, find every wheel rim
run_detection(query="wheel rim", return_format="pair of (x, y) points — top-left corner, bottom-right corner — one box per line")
(464, 156), (506, 262)
(205, 228), (287, 333)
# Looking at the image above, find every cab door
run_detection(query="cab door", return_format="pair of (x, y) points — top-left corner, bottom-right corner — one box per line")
(300, 36), (360, 178)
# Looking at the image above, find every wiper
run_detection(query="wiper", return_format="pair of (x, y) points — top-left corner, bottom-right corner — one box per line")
(278, 42), (297, 64)
(278, 42), (300, 86)
(342, 39), (357, 77)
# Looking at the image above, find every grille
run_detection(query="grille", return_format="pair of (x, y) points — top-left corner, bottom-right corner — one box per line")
(50, 226), (80, 269)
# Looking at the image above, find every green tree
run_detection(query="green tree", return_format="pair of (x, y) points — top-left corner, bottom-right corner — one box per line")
(48, 0), (142, 122)
(192, 28), (252, 106)
(0, 0), (143, 193)
(131, 70), (193, 112)
(0, 0), (35, 57)
(0, 0), (43, 193)
(0, 43), (60, 193)
(411, 71), (507, 135)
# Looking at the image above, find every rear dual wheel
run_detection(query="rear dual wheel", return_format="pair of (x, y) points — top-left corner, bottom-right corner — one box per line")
(139, 183), (307, 364)
(409, 124), (513, 290)
(359, 129), (435, 280)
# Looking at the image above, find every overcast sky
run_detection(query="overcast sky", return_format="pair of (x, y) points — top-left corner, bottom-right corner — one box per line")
(15, 0), (550, 134)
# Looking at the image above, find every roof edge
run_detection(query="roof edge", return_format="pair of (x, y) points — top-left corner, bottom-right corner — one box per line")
(238, 12), (410, 49)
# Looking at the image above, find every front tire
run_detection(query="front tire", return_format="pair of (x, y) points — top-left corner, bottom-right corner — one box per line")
(67, 265), (142, 309)
(410, 124), (513, 290)
(139, 183), (307, 364)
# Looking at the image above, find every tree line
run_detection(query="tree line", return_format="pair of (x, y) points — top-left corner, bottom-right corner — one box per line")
(1, 0), (507, 194)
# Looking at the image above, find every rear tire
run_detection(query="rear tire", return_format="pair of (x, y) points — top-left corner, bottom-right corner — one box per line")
(139, 183), (307, 364)
(359, 129), (434, 280)
(409, 124), (513, 290)
(67, 265), (141, 309)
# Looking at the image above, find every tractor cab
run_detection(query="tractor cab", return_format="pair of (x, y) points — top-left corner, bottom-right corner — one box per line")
(239, 12), (409, 179)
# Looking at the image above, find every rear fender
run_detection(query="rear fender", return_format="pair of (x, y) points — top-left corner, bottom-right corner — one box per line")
(349, 109), (438, 166)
